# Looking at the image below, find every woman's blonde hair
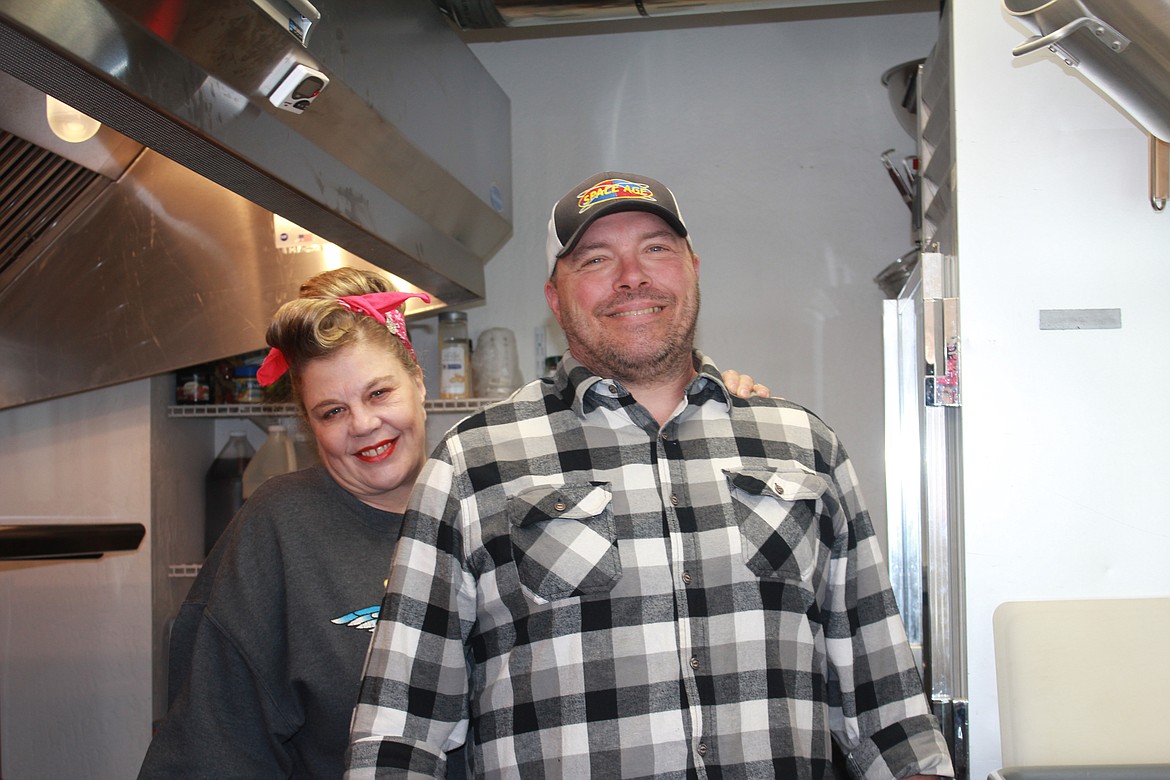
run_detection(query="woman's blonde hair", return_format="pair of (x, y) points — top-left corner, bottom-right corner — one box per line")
(264, 268), (419, 409)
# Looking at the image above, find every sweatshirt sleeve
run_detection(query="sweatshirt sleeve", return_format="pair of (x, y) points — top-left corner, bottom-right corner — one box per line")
(137, 496), (301, 779)
(138, 612), (299, 778)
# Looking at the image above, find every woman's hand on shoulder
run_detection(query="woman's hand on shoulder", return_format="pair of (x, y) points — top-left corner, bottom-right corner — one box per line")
(720, 370), (772, 399)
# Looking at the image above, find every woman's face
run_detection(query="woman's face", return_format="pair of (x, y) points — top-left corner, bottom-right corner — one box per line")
(299, 339), (428, 513)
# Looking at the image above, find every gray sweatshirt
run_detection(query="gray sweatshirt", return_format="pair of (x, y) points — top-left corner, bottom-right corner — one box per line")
(139, 464), (467, 778)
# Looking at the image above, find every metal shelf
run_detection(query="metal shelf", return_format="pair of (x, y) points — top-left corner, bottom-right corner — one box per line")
(167, 398), (492, 418)
(168, 403), (298, 417)
(169, 563), (203, 578)
(426, 398), (495, 414)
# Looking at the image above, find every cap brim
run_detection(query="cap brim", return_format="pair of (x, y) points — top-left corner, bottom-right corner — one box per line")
(555, 201), (689, 262)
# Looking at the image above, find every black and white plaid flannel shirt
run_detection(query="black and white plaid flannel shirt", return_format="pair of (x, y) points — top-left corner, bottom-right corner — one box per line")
(347, 352), (954, 780)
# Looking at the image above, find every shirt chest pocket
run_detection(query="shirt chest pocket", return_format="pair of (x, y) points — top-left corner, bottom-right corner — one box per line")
(725, 466), (828, 583)
(508, 483), (621, 604)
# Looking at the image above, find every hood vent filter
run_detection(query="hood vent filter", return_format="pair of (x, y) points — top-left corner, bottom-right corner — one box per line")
(0, 132), (102, 282)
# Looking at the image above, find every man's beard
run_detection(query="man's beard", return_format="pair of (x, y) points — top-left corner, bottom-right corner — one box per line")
(562, 285), (700, 385)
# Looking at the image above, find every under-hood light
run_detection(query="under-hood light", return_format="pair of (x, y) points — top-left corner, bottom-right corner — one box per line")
(322, 242), (343, 269)
(45, 94), (101, 143)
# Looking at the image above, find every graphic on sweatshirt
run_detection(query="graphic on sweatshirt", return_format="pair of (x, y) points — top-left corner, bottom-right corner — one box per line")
(331, 606), (380, 632)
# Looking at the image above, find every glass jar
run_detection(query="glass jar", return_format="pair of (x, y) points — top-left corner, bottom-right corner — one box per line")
(438, 311), (472, 400)
(175, 366), (211, 404)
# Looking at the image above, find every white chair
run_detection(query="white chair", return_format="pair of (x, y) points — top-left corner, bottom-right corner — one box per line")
(989, 597), (1170, 780)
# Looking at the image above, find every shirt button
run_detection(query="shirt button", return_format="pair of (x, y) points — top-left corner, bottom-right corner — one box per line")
(697, 743), (708, 756)
(608, 383), (618, 394)
(670, 494), (679, 506)
(553, 501), (566, 512)
(689, 656), (700, 670)
(681, 571), (693, 585)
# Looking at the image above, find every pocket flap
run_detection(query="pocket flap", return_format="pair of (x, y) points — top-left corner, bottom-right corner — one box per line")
(508, 483), (613, 528)
(726, 464), (827, 502)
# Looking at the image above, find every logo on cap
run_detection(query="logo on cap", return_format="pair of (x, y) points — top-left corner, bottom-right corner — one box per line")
(577, 178), (657, 213)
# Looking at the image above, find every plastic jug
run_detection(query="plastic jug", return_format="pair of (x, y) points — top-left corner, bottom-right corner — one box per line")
(242, 425), (297, 500)
(204, 431), (254, 555)
(291, 427), (319, 469)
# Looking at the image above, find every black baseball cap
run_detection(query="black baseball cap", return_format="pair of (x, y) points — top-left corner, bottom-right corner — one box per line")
(545, 171), (690, 275)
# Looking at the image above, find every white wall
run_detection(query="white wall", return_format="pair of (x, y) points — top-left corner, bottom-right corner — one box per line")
(0, 380), (154, 779)
(448, 8), (942, 545)
(954, 5), (1170, 777)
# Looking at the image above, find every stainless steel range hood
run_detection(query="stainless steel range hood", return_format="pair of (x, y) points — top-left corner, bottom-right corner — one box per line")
(0, 0), (511, 411)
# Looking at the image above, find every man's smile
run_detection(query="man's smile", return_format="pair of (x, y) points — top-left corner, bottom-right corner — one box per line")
(609, 305), (664, 318)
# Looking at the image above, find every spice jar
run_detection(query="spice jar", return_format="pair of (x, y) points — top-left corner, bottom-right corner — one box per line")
(233, 365), (263, 404)
(438, 311), (472, 399)
(175, 366), (211, 405)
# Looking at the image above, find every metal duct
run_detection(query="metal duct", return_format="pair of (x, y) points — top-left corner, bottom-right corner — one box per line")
(0, 0), (511, 410)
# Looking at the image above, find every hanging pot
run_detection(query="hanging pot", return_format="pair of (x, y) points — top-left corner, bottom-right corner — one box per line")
(1004, 0), (1170, 141)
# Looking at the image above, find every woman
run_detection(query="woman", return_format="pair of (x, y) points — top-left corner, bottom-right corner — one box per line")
(138, 266), (768, 778)
(138, 267), (450, 779)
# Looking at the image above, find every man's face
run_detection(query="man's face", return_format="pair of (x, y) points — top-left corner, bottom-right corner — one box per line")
(544, 210), (700, 384)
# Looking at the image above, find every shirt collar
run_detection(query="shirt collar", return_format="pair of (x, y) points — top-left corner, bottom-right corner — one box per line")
(552, 350), (732, 418)
(690, 352), (734, 404)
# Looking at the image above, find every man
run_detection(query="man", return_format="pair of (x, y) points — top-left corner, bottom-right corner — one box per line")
(346, 171), (954, 779)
